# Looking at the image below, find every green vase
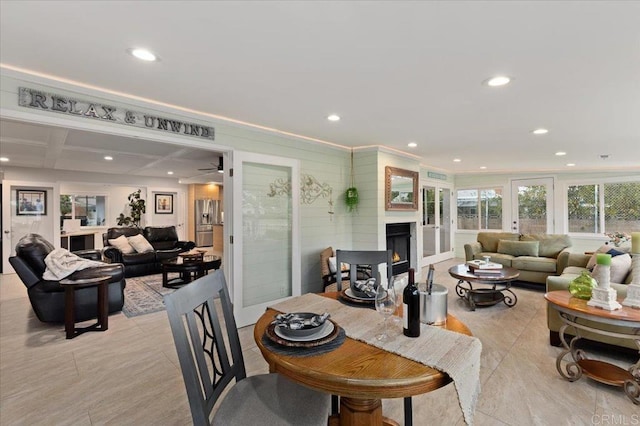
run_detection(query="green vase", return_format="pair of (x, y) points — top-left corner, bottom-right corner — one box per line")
(568, 271), (598, 300)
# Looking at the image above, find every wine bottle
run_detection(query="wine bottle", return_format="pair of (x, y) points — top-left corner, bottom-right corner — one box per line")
(403, 268), (421, 337)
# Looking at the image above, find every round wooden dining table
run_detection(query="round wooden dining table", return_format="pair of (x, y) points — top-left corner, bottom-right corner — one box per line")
(253, 291), (472, 426)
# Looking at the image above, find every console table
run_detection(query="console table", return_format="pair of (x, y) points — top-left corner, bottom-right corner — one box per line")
(60, 231), (96, 251)
(545, 290), (640, 404)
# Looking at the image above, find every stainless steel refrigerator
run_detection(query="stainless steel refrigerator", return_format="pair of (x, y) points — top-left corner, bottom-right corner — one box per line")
(195, 199), (222, 247)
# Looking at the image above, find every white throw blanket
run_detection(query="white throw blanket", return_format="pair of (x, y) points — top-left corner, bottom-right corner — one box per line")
(271, 293), (482, 426)
(43, 248), (105, 280)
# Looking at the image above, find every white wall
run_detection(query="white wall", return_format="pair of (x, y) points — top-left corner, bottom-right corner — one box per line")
(454, 170), (640, 257)
(2, 166), (189, 250)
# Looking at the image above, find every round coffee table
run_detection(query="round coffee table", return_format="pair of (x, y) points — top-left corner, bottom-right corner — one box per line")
(448, 264), (520, 311)
(161, 255), (221, 288)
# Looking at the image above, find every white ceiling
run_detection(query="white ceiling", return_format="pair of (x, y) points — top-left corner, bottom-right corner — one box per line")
(1, 1), (639, 177)
(0, 118), (225, 182)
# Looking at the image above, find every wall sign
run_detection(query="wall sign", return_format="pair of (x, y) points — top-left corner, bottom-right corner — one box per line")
(427, 171), (447, 181)
(18, 87), (215, 140)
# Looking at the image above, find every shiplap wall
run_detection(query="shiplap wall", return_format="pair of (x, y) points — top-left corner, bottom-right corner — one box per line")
(0, 73), (353, 293)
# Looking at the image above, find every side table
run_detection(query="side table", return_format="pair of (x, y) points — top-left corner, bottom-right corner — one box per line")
(60, 276), (110, 339)
(545, 290), (640, 404)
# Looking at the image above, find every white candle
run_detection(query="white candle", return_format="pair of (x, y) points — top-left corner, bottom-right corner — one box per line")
(632, 232), (640, 254)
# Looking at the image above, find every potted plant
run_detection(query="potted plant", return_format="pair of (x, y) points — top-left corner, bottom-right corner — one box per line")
(345, 150), (359, 212)
(117, 189), (146, 228)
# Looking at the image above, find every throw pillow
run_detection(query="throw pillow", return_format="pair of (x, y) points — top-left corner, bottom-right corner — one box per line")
(591, 253), (631, 284)
(127, 234), (155, 253)
(607, 248), (626, 257)
(477, 232), (519, 253)
(497, 240), (539, 257)
(610, 253), (632, 284)
(586, 244), (628, 270)
(108, 235), (135, 254)
(520, 234), (572, 258)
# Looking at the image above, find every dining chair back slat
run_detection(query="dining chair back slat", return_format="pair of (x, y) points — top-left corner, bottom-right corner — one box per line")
(335, 249), (393, 292)
(165, 269), (330, 425)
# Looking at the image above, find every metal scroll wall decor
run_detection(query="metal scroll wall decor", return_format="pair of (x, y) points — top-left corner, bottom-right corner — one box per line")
(267, 178), (292, 198)
(267, 174), (334, 219)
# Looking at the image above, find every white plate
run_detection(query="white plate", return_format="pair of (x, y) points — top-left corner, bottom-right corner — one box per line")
(274, 321), (335, 342)
(345, 288), (375, 301)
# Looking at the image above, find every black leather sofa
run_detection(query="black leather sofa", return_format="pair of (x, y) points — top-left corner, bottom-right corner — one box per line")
(9, 234), (126, 323)
(102, 226), (196, 277)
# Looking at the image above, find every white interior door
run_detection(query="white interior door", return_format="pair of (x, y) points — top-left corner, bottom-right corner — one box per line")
(231, 152), (300, 327)
(2, 181), (57, 273)
(421, 184), (453, 266)
(511, 178), (554, 234)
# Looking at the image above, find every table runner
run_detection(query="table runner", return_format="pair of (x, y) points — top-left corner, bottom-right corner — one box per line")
(271, 293), (482, 426)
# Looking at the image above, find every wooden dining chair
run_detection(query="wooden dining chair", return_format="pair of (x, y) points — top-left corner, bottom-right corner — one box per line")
(165, 269), (331, 426)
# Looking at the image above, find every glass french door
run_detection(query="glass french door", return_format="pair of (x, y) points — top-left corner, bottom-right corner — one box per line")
(421, 184), (453, 266)
(231, 152), (300, 327)
(511, 178), (554, 234)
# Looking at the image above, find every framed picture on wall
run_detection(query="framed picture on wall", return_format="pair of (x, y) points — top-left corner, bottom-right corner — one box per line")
(17, 189), (47, 215)
(155, 193), (173, 214)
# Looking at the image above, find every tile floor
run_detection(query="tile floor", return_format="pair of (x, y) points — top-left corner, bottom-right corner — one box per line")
(1, 258), (638, 425)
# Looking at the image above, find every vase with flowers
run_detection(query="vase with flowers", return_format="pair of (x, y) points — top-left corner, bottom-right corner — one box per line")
(605, 232), (631, 247)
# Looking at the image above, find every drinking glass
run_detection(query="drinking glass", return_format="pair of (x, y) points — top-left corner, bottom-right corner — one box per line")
(391, 276), (406, 325)
(375, 282), (397, 341)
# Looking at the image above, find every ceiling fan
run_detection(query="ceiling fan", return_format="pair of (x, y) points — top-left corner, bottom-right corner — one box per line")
(198, 157), (224, 174)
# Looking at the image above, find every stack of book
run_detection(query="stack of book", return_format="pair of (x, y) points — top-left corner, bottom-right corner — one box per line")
(467, 260), (503, 274)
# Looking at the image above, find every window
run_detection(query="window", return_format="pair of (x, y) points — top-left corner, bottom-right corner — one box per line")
(567, 181), (640, 235)
(567, 184), (599, 233)
(60, 194), (107, 228)
(457, 188), (503, 230)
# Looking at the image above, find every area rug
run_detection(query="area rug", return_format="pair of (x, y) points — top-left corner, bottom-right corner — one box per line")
(122, 274), (176, 318)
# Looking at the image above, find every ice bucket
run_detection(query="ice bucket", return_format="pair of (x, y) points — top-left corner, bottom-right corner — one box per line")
(419, 284), (448, 325)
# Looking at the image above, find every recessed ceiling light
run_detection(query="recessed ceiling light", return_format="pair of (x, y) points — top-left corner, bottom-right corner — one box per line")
(566, 163), (576, 167)
(485, 76), (511, 87)
(453, 158), (462, 162)
(480, 166), (487, 169)
(555, 152), (566, 156)
(327, 114), (340, 122)
(167, 171), (174, 175)
(0, 157), (9, 162)
(128, 48), (158, 62)
(408, 142), (417, 148)
(532, 128), (549, 135)
(104, 156), (113, 161)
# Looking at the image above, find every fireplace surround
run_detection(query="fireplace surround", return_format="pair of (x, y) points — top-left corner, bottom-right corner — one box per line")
(386, 223), (411, 275)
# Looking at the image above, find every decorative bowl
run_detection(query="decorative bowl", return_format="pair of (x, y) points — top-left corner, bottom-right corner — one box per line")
(274, 312), (329, 337)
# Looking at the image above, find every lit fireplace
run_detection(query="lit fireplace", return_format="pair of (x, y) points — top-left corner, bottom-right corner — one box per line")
(386, 223), (411, 275)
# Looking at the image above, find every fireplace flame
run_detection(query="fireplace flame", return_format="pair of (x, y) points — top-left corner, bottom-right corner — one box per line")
(393, 252), (400, 263)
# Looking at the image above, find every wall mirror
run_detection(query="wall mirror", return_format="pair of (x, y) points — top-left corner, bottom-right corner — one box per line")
(385, 166), (419, 211)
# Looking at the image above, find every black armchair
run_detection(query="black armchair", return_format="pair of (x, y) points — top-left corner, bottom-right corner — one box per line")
(102, 226), (196, 277)
(9, 234), (126, 323)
